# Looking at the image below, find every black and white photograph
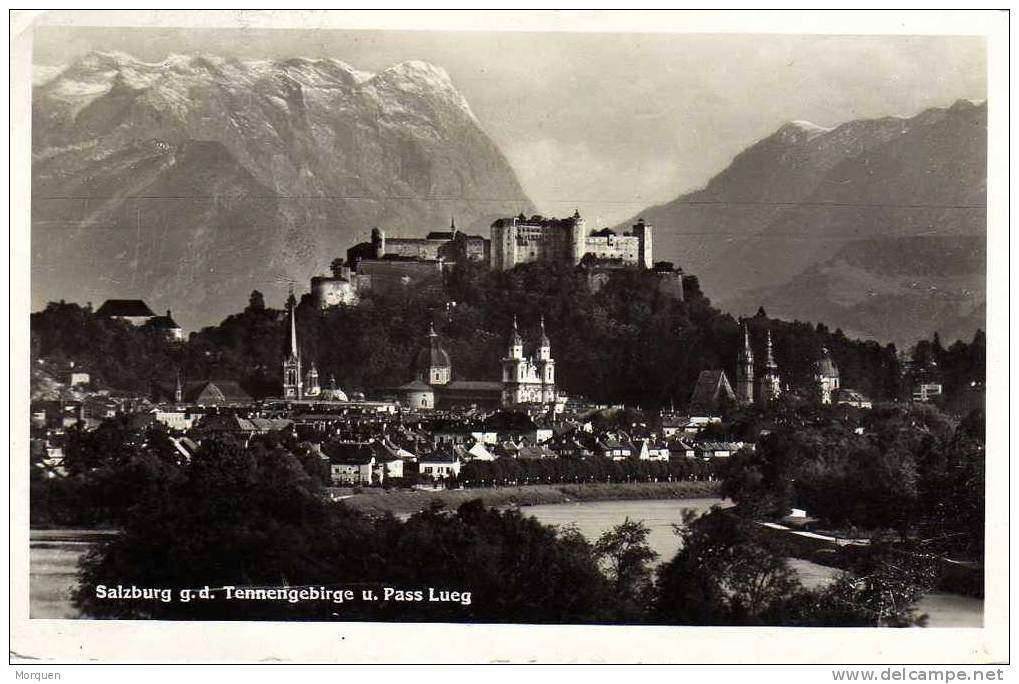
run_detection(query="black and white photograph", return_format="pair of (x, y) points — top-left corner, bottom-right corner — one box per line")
(9, 9), (1008, 666)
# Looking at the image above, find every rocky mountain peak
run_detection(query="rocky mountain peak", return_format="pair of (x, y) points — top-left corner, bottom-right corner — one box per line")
(31, 50), (532, 329)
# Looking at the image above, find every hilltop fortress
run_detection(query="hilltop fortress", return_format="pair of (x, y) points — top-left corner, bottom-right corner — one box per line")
(491, 211), (653, 271)
(312, 211), (677, 308)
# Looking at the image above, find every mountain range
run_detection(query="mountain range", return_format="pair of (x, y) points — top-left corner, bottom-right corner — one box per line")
(32, 51), (986, 347)
(616, 99), (986, 347)
(32, 51), (532, 329)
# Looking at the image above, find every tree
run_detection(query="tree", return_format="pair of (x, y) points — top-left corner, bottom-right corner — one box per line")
(593, 518), (659, 607)
(654, 508), (802, 625)
(247, 290), (266, 311)
(794, 543), (937, 627)
(329, 258), (346, 278)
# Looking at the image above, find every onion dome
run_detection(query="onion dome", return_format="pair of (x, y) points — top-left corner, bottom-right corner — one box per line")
(510, 315), (524, 347)
(538, 315), (551, 347)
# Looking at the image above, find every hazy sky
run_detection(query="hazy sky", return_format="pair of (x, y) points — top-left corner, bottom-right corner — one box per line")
(34, 25), (987, 226)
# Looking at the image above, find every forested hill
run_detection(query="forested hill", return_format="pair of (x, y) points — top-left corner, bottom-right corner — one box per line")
(30, 262), (984, 408)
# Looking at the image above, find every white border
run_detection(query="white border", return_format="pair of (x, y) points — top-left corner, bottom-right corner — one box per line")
(8, 9), (1009, 664)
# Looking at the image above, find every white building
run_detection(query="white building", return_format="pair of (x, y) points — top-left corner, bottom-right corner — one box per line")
(501, 316), (556, 407)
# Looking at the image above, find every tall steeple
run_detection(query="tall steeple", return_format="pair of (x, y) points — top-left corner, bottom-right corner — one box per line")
(174, 370), (183, 404)
(287, 289), (299, 361)
(757, 328), (781, 404)
(282, 289), (302, 400)
(763, 329), (777, 371)
(735, 318), (755, 406)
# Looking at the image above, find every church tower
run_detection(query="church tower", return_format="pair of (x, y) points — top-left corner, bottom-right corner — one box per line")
(305, 363), (321, 397)
(536, 315), (556, 403)
(814, 346), (840, 405)
(735, 318), (755, 406)
(282, 290), (302, 400)
(757, 329), (782, 404)
(415, 323), (452, 386)
(502, 316), (527, 406)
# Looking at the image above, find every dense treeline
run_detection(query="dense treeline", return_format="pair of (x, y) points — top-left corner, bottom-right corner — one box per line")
(721, 404), (985, 562)
(70, 430), (933, 625)
(30, 301), (186, 394)
(458, 455), (720, 488)
(32, 262), (986, 409)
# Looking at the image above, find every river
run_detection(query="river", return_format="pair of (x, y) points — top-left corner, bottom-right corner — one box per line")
(31, 501), (982, 626)
(522, 498), (983, 628)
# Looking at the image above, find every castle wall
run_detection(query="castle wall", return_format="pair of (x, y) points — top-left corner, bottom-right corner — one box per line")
(655, 271), (684, 300)
(356, 260), (445, 296)
(310, 276), (359, 309)
(381, 238), (448, 261)
(583, 234), (641, 263)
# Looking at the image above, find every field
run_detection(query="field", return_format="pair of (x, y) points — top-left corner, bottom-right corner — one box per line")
(335, 480), (723, 516)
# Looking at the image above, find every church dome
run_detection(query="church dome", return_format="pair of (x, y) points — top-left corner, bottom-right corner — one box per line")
(814, 348), (839, 377)
(415, 325), (451, 373)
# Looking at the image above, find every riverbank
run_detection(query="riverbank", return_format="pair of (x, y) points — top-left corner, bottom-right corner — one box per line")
(339, 480), (722, 516)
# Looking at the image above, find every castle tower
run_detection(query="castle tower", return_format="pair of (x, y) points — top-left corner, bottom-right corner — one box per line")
(371, 227), (386, 259)
(415, 323), (452, 385)
(568, 209), (587, 265)
(305, 363), (321, 397)
(757, 329), (782, 404)
(491, 218), (519, 271)
(735, 319), (755, 406)
(814, 346), (840, 405)
(282, 290), (302, 400)
(631, 219), (654, 270)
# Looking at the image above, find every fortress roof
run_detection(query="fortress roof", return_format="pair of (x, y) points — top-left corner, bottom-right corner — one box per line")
(491, 214), (580, 229)
(144, 310), (181, 330)
(96, 299), (156, 318)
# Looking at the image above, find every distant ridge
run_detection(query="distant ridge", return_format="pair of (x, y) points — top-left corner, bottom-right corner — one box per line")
(32, 51), (534, 329)
(615, 99), (986, 346)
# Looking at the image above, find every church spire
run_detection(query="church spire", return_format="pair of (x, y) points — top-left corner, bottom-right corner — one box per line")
(764, 328), (777, 370)
(286, 287), (299, 361)
(282, 289), (302, 400)
(735, 318), (754, 406)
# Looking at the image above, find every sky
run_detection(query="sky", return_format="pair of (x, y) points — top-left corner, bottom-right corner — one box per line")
(33, 23), (987, 226)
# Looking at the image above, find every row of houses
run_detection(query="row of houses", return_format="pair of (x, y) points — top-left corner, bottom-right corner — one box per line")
(319, 432), (752, 487)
